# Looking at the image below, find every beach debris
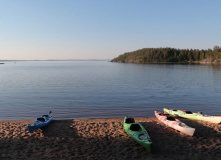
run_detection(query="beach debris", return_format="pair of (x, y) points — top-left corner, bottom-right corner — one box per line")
(162, 126), (167, 129)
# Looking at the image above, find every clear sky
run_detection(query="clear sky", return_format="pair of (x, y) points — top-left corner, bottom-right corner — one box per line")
(0, 0), (221, 60)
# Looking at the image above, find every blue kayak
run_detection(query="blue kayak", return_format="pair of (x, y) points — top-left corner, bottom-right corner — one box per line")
(28, 111), (53, 133)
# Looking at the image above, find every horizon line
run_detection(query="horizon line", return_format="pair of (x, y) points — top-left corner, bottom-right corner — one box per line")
(0, 59), (111, 62)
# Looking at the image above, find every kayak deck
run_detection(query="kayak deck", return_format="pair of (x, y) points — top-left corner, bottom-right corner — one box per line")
(155, 110), (195, 136)
(123, 116), (152, 151)
(164, 108), (221, 124)
(28, 111), (53, 133)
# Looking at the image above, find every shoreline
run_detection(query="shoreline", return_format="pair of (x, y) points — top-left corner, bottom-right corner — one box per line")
(0, 117), (221, 159)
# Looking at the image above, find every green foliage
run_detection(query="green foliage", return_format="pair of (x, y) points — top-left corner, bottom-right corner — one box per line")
(111, 46), (221, 63)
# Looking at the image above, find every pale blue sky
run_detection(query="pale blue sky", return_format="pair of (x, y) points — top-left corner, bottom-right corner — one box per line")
(0, 0), (221, 60)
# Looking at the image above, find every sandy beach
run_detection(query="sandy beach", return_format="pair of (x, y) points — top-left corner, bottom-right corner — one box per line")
(0, 117), (220, 160)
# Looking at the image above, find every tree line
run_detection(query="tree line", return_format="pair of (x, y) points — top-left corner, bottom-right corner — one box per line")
(111, 46), (221, 63)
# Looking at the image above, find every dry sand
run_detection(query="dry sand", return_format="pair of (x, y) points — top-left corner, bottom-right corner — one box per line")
(0, 117), (221, 160)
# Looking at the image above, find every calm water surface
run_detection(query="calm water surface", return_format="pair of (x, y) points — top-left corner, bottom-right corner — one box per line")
(0, 61), (221, 120)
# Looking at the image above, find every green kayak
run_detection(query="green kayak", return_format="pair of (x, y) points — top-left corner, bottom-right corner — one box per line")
(163, 108), (181, 117)
(123, 116), (152, 151)
(164, 108), (221, 124)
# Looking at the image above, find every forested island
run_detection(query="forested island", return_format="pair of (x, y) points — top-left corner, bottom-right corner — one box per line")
(111, 46), (221, 64)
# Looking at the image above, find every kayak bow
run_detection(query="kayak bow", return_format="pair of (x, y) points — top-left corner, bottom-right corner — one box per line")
(28, 111), (53, 133)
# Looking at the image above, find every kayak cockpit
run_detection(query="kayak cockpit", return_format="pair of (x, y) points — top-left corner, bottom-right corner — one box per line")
(183, 110), (193, 114)
(130, 124), (141, 131)
(159, 113), (169, 116)
(159, 112), (176, 121)
(125, 117), (135, 124)
(167, 116), (176, 121)
(37, 117), (46, 122)
(42, 115), (50, 117)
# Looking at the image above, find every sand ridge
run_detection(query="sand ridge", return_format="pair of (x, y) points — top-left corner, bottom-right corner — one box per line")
(0, 117), (221, 160)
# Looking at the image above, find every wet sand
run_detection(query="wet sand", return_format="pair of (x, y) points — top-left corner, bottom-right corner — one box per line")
(0, 117), (220, 160)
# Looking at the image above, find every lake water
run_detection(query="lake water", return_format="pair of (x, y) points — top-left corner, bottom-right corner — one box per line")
(0, 61), (221, 120)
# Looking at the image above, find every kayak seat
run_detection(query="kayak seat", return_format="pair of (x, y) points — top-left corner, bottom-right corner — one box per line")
(159, 113), (169, 116)
(37, 118), (45, 122)
(186, 111), (192, 114)
(167, 116), (175, 121)
(173, 110), (177, 111)
(125, 118), (135, 124)
(130, 124), (141, 131)
(42, 115), (49, 117)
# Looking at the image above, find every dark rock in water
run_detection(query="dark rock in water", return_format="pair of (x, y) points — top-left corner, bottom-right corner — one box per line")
(0, 63), (4, 64)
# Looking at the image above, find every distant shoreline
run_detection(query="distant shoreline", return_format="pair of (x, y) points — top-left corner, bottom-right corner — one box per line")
(111, 47), (221, 65)
(111, 61), (221, 65)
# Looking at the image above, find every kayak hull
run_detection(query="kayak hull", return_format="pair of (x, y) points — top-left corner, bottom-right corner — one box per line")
(123, 116), (152, 151)
(155, 110), (195, 136)
(164, 108), (221, 124)
(28, 112), (53, 133)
